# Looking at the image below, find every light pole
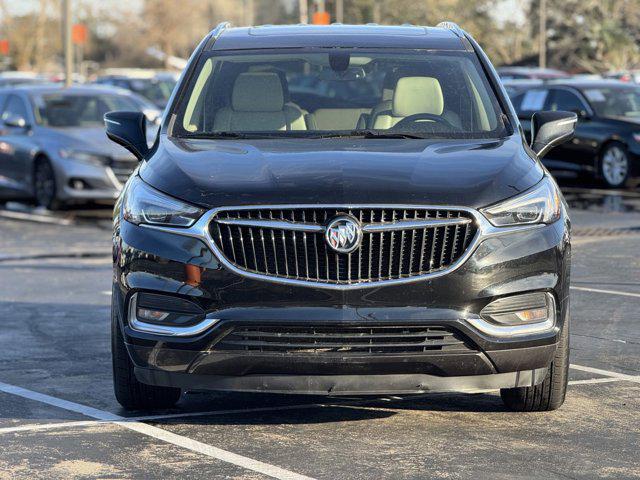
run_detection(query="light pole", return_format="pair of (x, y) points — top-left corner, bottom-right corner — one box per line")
(299, 0), (308, 23)
(539, 0), (547, 69)
(63, 0), (73, 87)
(335, 0), (343, 23)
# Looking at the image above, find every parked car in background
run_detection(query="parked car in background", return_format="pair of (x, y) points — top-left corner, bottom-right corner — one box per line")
(604, 70), (640, 84)
(510, 79), (640, 187)
(497, 67), (570, 80)
(0, 84), (152, 208)
(0, 71), (47, 88)
(95, 71), (178, 108)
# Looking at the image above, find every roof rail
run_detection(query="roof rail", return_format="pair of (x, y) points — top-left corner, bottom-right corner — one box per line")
(212, 21), (231, 36)
(436, 21), (465, 38)
(205, 21), (231, 49)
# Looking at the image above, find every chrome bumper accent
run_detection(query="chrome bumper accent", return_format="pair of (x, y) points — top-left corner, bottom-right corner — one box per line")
(127, 293), (219, 337)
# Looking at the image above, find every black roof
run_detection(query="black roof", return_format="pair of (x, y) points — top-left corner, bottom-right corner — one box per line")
(210, 24), (468, 51)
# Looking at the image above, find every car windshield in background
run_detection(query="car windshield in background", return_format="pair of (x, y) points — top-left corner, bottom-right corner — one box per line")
(129, 78), (176, 105)
(175, 49), (507, 139)
(581, 86), (640, 117)
(33, 93), (139, 127)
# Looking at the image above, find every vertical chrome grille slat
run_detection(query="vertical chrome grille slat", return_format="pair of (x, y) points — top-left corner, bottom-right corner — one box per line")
(210, 206), (477, 285)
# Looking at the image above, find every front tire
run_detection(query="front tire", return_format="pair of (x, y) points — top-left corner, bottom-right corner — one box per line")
(500, 318), (569, 412)
(599, 143), (630, 188)
(33, 157), (61, 210)
(111, 289), (182, 410)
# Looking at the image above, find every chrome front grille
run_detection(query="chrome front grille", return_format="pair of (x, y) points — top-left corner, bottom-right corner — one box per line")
(215, 324), (476, 355)
(209, 206), (478, 285)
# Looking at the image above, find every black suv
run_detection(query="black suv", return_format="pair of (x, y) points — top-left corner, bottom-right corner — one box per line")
(106, 23), (576, 412)
(510, 79), (640, 187)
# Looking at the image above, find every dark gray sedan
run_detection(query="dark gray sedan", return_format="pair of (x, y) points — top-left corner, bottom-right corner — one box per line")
(0, 84), (154, 208)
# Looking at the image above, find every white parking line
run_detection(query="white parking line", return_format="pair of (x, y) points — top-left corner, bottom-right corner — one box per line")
(570, 286), (640, 299)
(567, 377), (624, 386)
(570, 364), (640, 383)
(0, 373), (632, 437)
(0, 380), (315, 480)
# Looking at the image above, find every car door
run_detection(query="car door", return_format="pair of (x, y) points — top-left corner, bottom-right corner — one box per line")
(0, 94), (34, 197)
(544, 88), (595, 173)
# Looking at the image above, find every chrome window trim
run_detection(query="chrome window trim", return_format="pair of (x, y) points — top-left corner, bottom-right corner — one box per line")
(127, 293), (220, 337)
(142, 204), (544, 290)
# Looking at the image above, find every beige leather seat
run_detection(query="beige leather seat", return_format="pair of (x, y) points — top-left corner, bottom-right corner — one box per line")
(213, 72), (307, 131)
(371, 76), (445, 129)
(308, 108), (371, 130)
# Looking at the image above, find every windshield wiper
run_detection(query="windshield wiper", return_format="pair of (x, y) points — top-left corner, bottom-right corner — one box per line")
(180, 132), (259, 139)
(312, 130), (426, 139)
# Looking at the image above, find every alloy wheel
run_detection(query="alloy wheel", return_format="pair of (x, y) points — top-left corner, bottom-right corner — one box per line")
(601, 145), (629, 187)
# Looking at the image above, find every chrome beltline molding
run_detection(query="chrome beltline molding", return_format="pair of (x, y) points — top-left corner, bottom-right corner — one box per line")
(142, 204), (544, 290)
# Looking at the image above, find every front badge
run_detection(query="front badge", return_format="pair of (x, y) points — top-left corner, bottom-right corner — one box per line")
(325, 216), (362, 254)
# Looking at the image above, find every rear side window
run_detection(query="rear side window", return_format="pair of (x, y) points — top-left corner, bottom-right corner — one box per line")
(511, 89), (549, 117)
(548, 89), (586, 113)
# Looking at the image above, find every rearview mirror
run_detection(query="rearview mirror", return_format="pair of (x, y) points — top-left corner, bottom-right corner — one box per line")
(104, 111), (149, 161)
(530, 111), (577, 158)
(4, 114), (28, 129)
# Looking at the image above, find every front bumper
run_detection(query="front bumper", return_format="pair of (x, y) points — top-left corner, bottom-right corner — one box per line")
(51, 156), (135, 202)
(113, 209), (570, 395)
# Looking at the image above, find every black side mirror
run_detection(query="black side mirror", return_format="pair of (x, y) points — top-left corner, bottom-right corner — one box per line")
(104, 111), (149, 161)
(4, 114), (29, 129)
(530, 110), (577, 158)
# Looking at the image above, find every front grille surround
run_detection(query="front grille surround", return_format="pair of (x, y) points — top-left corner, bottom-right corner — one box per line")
(208, 205), (479, 287)
(214, 323), (477, 355)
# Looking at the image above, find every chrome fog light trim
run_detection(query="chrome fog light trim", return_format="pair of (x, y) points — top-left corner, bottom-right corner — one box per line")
(468, 293), (557, 338)
(127, 293), (219, 337)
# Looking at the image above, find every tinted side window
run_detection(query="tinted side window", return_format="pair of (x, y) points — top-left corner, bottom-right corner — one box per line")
(549, 89), (585, 113)
(2, 95), (29, 121)
(510, 89), (550, 117)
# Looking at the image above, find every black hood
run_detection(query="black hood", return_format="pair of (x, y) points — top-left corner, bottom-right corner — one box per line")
(140, 134), (543, 210)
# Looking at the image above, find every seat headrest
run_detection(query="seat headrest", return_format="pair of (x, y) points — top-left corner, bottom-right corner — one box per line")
(232, 73), (284, 112)
(392, 76), (444, 117)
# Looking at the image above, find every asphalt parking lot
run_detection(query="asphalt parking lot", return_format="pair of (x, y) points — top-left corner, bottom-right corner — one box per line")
(0, 184), (639, 479)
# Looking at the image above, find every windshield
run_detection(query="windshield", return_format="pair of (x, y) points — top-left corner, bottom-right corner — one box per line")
(174, 49), (507, 139)
(582, 86), (640, 117)
(129, 78), (176, 105)
(33, 93), (140, 127)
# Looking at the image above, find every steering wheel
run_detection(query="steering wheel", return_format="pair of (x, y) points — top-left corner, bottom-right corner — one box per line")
(391, 113), (457, 131)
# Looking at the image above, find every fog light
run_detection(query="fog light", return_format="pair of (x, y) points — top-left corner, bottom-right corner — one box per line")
(128, 293), (219, 337)
(480, 292), (552, 325)
(467, 292), (556, 337)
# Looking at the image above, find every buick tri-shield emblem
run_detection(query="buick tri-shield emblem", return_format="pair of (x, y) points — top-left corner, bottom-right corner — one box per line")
(325, 216), (362, 254)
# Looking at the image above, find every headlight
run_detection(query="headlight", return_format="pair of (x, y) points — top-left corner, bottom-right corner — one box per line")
(123, 177), (204, 227)
(59, 149), (109, 166)
(633, 132), (640, 143)
(480, 177), (561, 227)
